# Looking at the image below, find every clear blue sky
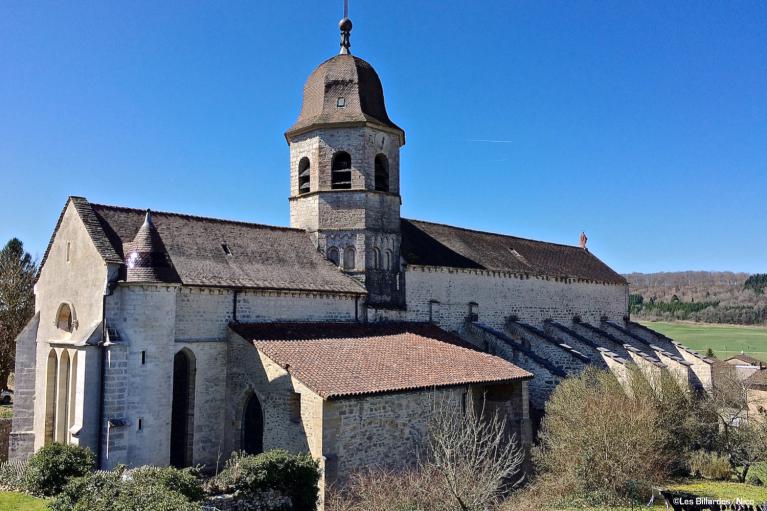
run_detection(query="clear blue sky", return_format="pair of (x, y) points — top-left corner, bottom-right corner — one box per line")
(1, 1), (765, 274)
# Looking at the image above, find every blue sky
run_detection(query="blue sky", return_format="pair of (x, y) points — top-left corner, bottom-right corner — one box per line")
(1, 1), (765, 274)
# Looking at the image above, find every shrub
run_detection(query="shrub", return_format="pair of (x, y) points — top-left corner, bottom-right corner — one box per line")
(50, 465), (202, 511)
(24, 443), (95, 496)
(533, 368), (671, 504)
(0, 459), (29, 491)
(689, 451), (733, 481)
(211, 450), (320, 510)
(129, 465), (204, 502)
(326, 468), (453, 511)
(747, 474), (764, 486)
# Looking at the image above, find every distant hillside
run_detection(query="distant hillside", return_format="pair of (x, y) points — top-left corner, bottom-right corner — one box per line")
(624, 271), (767, 325)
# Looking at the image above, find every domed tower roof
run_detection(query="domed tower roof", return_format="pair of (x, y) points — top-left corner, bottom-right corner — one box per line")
(285, 20), (404, 143)
(125, 210), (176, 283)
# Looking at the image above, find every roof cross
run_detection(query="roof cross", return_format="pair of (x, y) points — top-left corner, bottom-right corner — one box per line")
(339, 0), (352, 54)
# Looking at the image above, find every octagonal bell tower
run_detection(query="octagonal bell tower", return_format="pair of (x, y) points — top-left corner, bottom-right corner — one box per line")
(285, 17), (405, 308)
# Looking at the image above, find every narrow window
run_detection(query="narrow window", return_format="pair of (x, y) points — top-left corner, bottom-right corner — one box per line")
(221, 243), (232, 256)
(137, 417), (143, 431)
(141, 351), (146, 365)
(297, 157), (311, 194)
(331, 151), (352, 190)
(468, 302), (479, 323)
(343, 246), (356, 270)
(371, 248), (380, 270)
(327, 247), (340, 266)
(289, 393), (301, 424)
(384, 250), (392, 271)
(66, 242), (71, 263)
(374, 154), (389, 192)
(56, 304), (73, 332)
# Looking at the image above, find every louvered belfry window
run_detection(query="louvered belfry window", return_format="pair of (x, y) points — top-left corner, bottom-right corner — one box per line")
(331, 151), (352, 189)
(298, 157), (310, 194)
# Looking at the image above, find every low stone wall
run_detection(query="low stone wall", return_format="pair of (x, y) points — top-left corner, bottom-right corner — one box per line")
(0, 418), (11, 462)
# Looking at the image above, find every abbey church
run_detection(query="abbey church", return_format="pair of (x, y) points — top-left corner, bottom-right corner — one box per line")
(10, 15), (713, 492)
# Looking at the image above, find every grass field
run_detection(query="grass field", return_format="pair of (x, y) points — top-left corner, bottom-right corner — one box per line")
(639, 321), (767, 362)
(0, 492), (47, 511)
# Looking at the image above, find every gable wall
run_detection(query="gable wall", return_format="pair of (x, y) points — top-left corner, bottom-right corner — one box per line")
(32, 202), (110, 452)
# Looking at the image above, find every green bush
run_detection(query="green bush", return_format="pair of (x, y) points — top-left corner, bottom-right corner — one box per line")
(0, 459), (29, 491)
(24, 443), (95, 496)
(211, 450), (320, 510)
(689, 451), (733, 481)
(50, 465), (202, 511)
(747, 474), (764, 486)
(129, 465), (204, 502)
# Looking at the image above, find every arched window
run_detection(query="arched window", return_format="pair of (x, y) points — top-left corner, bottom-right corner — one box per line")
(374, 154), (389, 192)
(327, 247), (340, 266)
(170, 349), (196, 467)
(297, 157), (311, 194)
(44, 350), (57, 445)
(242, 393), (264, 455)
(55, 350), (70, 443)
(371, 248), (380, 270)
(56, 304), (73, 332)
(384, 250), (393, 271)
(331, 151), (352, 189)
(343, 246), (356, 270)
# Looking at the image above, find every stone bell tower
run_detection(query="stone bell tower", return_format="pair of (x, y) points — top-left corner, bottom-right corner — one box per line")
(285, 17), (405, 308)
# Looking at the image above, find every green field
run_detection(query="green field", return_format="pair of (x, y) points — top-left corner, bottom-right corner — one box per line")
(0, 404), (12, 420)
(639, 321), (767, 362)
(0, 492), (47, 511)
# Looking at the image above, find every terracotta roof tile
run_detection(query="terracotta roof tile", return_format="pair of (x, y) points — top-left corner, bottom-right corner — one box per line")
(232, 322), (532, 399)
(401, 219), (626, 285)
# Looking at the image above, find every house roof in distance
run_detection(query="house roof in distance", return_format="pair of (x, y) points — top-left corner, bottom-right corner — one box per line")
(725, 353), (765, 367)
(232, 322), (532, 399)
(401, 219), (627, 285)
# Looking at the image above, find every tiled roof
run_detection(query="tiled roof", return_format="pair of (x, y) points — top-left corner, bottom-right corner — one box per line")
(46, 197), (365, 294)
(285, 54), (404, 141)
(725, 354), (765, 367)
(232, 322), (532, 399)
(745, 368), (767, 389)
(401, 219), (627, 285)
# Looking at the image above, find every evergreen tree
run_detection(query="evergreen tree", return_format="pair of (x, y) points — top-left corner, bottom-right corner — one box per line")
(0, 238), (37, 392)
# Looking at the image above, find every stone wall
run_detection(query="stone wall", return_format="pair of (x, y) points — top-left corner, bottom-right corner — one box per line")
(401, 265), (628, 331)
(224, 331), (324, 463)
(0, 418), (11, 462)
(8, 313), (39, 461)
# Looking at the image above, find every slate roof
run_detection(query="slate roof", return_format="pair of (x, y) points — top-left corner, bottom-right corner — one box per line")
(232, 322), (532, 399)
(401, 219), (627, 285)
(43, 197), (365, 294)
(285, 54), (404, 141)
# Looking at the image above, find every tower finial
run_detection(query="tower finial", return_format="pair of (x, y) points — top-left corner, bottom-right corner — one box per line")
(339, 0), (352, 55)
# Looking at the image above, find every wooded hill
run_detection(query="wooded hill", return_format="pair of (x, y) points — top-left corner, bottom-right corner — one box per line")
(624, 271), (767, 325)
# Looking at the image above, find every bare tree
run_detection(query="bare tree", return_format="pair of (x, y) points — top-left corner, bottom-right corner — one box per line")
(425, 394), (525, 511)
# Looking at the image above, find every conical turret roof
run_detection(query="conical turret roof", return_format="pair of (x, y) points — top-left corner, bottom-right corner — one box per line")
(125, 210), (177, 283)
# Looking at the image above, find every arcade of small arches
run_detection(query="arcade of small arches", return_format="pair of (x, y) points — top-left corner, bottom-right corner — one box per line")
(43, 347), (79, 446)
(325, 245), (393, 271)
(296, 151), (390, 195)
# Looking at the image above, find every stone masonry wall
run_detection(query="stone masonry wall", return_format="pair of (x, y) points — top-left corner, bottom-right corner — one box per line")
(402, 266), (628, 331)
(8, 313), (39, 461)
(0, 419), (11, 462)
